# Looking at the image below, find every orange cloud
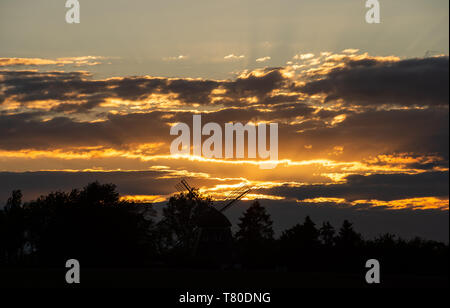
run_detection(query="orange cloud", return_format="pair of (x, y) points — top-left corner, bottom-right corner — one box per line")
(0, 56), (106, 67)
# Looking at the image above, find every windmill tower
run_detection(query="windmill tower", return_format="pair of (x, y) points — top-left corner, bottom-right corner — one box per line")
(175, 179), (251, 264)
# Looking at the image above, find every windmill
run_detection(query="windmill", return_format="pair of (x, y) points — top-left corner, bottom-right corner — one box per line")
(175, 179), (251, 213)
(174, 178), (251, 263)
(175, 179), (199, 199)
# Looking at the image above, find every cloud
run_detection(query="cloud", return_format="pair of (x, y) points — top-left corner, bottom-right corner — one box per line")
(0, 110), (174, 151)
(2, 55), (447, 117)
(256, 56), (271, 63)
(0, 70), (448, 167)
(256, 171), (449, 204)
(299, 56), (449, 107)
(0, 56), (105, 67)
(223, 68), (286, 99)
(293, 53), (314, 60)
(290, 107), (449, 162)
(224, 54), (245, 60)
(0, 170), (178, 202)
(162, 55), (188, 61)
(0, 68), (291, 111)
(0, 53), (448, 197)
(0, 70), (221, 111)
(342, 49), (360, 54)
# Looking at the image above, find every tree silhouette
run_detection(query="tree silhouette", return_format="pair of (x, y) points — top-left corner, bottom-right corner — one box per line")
(319, 221), (336, 247)
(334, 220), (364, 271)
(235, 201), (273, 243)
(235, 201), (274, 268)
(6, 190), (22, 210)
(279, 216), (321, 270)
(2, 182), (157, 267)
(336, 220), (362, 249)
(280, 216), (320, 248)
(2, 190), (25, 264)
(158, 189), (213, 255)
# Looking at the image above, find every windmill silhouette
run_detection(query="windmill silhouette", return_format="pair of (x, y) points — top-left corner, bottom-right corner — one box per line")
(175, 178), (251, 211)
(174, 178), (251, 264)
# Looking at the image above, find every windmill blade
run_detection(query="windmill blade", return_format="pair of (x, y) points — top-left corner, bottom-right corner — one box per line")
(224, 183), (249, 202)
(220, 184), (251, 212)
(175, 178), (202, 202)
(223, 185), (249, 204)
(175, 178), (194, 193)
(175, 182), (185, 193)
(181, 179), (194, 193)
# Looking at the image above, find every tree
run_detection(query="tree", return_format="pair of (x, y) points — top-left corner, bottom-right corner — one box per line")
(6, 190), (22, 210)
(280, 216), (320, 248)
(3, 190), (25, 263)
(278, 216), (321, 269)
(336, 220), (362, 249)
(235, 201), (273, 243)
(319, 221), (336, 247)
(0, 210), (4, 263)
(3, 182), (157, 267)
(234, 201), (274, 267)
(158, 189), (212, 253)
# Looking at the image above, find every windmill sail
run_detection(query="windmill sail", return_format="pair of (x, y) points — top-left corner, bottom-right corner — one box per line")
(175, 178), (200, 200)
(220, 183), (251, 212)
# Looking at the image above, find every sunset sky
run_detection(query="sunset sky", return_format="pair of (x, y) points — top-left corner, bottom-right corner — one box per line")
(1, 0), (448, 241)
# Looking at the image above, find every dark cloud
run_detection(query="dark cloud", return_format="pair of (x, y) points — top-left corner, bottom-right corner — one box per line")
(5, 170), (447, 206)
(2, 56), (447, 114)
(0, 70), (110, 111)
(299, 56), (449, 106)
(0, 170), (231, 204)
(0, 68), (292, 112)
(0, 104), (448, 166)
(0, 111), (170, 150)
(256, 171), (449, 202)
(0, 103), (315, 151)
(0, 171), (172, 202)
(223, 69), (286, 99)
(286, 107), (449, 161)
(111, 77), (165, 101)
(166, 78), (220, 104)
(0, 58), (448, 169)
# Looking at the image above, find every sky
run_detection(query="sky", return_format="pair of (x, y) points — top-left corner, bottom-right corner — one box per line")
(0, 0), (449, 241)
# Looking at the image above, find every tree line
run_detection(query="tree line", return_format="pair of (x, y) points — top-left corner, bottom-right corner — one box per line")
(0, 182), (448, 275)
